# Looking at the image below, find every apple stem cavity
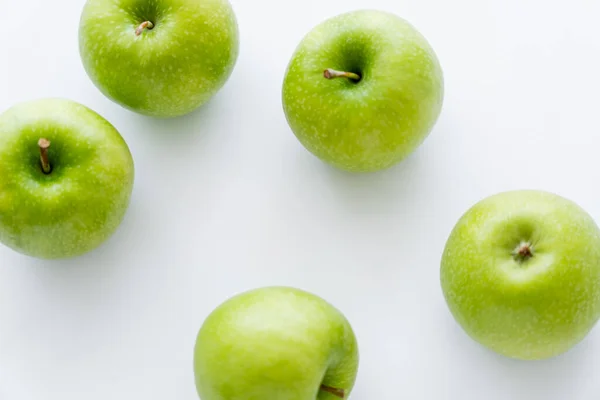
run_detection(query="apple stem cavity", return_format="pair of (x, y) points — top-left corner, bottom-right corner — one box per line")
(323, 68), (361, 82)
(135, 21), (154, 36)
(38, 138), (52, 174)
(320, 384), (345, 398)
(513, 241), (534, 263)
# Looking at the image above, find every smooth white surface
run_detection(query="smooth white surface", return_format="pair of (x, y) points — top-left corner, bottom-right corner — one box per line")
(1, 0), (600, 399)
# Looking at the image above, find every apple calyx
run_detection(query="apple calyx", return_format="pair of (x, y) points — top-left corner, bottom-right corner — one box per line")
(320, 384), (345, 398)
(135, 21), (155, 36)
(513, 241), (534, 262)
(323, 68), (361, 82)
(38, 138), (52, 174)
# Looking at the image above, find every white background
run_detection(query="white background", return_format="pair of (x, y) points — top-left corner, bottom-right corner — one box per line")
(1, 0), (600, 399)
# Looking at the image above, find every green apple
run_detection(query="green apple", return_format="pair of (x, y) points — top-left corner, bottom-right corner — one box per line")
(441, 190), (600, 360)
(0, 98), (135, 259)
(282, 10), (444, 173)
(193, 286), (359, 399)
(78, 0), (239, 118)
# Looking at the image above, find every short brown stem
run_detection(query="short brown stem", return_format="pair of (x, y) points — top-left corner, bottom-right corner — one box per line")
(323, 68), (361, 81)
(513, 241), (534, 262)
(320, 384), (345, 398)
(38, 138), (51, 174)
(135, 21), (154, 36)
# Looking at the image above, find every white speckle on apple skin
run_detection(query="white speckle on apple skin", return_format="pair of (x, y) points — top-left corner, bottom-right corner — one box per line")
(282, 9), (444, 173)
(78, 0), (240, 118)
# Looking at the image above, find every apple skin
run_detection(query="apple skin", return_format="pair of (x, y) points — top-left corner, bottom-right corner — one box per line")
(282, 9), (444, 173)
(193, 286), (359, 399)
(441, 190), (600, 360)
(0, 98), (135, 259)
(78, 0), (239, 118)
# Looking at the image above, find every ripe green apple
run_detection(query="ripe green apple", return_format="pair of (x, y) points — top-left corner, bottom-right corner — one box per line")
(0, 98), (135, 259)
(193, 286), (359, 399)
(441, 190), (600, 360)
(78, 0), (239, 118)
(282, 10), (444, 173)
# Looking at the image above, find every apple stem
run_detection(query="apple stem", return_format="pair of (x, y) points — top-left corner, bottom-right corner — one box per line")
(320, 384), (345, 398)
(38, 138), (52, 174)
(323, 68), (361, 82)
(135, 21), (154, 36)
(513, 241), (534, 262)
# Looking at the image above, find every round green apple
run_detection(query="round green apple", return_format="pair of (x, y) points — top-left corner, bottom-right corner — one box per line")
(441, 190), (600, 360)
(78, 0), (239, 118)
(193, 286), (359, 399)
(282, 10), (444, 173)
(0, 98), (135, 259)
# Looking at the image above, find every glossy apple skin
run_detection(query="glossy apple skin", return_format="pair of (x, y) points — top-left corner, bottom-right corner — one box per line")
(193, 286), (359, 400)
(78, 0), (239, 118)
(441, 190), (600, 360)
(282, 10), (444, 173)
(0, 98), (135, 259)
